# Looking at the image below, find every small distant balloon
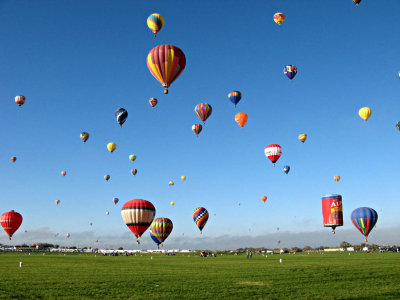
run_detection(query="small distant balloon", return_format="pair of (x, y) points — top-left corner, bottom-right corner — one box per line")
(55, 200), (60, 205)
(284, 65), (297, 80)
(353, 0), (361, 6)
(129, 154), (136, 162)
(193, 207), (209, 233)
(115, 108), (128, 128)
(11, 157), (16, 163)
(334, 175), (341, 183)
(55, 233), (59, 237)
(359, 107), (372, 121)
(181, 176), (186, 181)
(106, 211), (110, 215)
(113, 198), (119, 205)
(261, 196), (267, 203)
(104, 174), (110, 181)
(265, 144), (282, 166)
(66, 233), (70, 238)
(228, 91), (242, 107)
(235, 112), (248, 128)
(107, 143), (116, 153)
(80, 132), (89, 143)
(192, 124), (203, 136)
(170, 201), (175, 206)
(396, 122), (400, 131)
(149, 98), (158, 107)
(15, 95), (26, 106)
(61, 171), (67, 176)
(131, 169), (137, 176)
(298, 133), (307, 143)
(283, 165), (290, 174)
(169, 181), (174, 186)
(147, 13), (164, 37)
(194, 103), (212, 124)
(273, 12), (285, 25)
(89, 222), (93, 226)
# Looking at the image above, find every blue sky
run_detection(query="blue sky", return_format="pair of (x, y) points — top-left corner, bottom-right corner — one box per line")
(1, 0), (400, 248)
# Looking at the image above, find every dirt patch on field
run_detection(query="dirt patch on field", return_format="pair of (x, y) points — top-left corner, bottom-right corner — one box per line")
(237, 281), (271, 287)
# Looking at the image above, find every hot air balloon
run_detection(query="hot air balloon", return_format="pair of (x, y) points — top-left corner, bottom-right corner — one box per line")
(66, 233), (70, 238)
(181, 176), (186, 181)
(147, 13), (164, 37)
(121, 199), (156, 244)
(284, 65), (297, 80)
(129, 154), (136, 162)
(115, 108), (128, 128)
(95, 239), (98, 243)
(353, 0), (361, 5)
(261, 196), (267, 203)
(131, 169), (137, 176)
(150, 231), (161, 247)
(351, 207), (378, 242)
(107, 143), (116, 153)
(396, 122), (400, 131)
(55, 232), (59, 237)
(235, 113), (248, 128)
(283, 165), (290, 174)
(359, 107), (372, 121)
(192, 124), (203, 137)
(298, 133), (307, 143)
(273, 12), (285, 25)
(228, 91), (242, 107)
(104, 174), (110, 181)
(55, 200), (60, 205)
(264, 144), (282, 166)
(150, 218), (173, 247)
(61, 171), (67, 176)
(89, 222), (93, 226)
(106, 211), (110, 215)
(80, 132), (89, 143)
(15, 95), (26, 106)
(169, 181), (174, 186)
(193, 207), (209, 233)
(334, 175), (340, 183)
(113, 198), (119, 205)
(147, 44), (186, 94)
(0, 210), (23, 240)
(322, 194), (343, 234)
(170, 201), (175, 206)
(11, 157), (16, 163)
(194, 103), (212, 124)
(149, 98), (158, 107)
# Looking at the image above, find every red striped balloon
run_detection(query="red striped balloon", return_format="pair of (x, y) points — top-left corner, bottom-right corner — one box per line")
(0, 210), (23, 240)
(264, 144), (282, 166)
(150, 217), (173, 246)
(194, 103), (212, 124)
(121, 199), (155, 244)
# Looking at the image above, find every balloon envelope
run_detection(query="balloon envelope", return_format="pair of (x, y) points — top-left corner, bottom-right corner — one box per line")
(149, 98), (158, 107)
(147, 13), (164, 36)
(129, 154), (136, 162)
(115, 108), (128, 128)
(235, 113), (248, 128)
(170, 201), (175, 206)
(359, 107), (372, 121)
(334, 175), (340, 182)
(150, 217), (173, 245)
(192, 124), (203, 136)
(351, 207), (378, 241)
(193, 207), (209, 232)
(194, 103), (212, 124)
(181, 176), (186, 181)
(228, 91), (242, 107)
(284, 65), (297, 80)
(11, 157), (16, 163)
(55, 200), (60, 205)
(149, 231), (161, 246)
(131, 169), (137, 176)
(261, 196), (267, 203)
(113, 198), (119, 205)
(0, 210), (23, 240)
(104, 174), (110, 181)
(61, 171), (66, 176)
(80, 132), (89, 143)
(273, 12), (285, 25)
(107, 143), (117, 153)
(121, 199), (156, 243)
(264, 144), (282, 166)
(15, 95), (26, 106)
(283, 165), (290, 174)
(298, 133), (307, 143)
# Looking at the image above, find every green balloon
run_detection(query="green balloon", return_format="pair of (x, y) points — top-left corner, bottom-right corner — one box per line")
(129, 154), (136, 162)
(104, 174), (110, 181)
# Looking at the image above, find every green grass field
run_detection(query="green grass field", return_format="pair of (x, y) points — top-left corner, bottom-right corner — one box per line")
(0, 252), (399, 299)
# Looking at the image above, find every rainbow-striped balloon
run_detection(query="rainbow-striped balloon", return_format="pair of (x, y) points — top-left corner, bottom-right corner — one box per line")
(193, 207), (209, 233)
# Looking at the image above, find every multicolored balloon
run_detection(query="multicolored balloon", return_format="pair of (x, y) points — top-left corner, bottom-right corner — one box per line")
(396, 122), (400, 131)
(284, 65), (297, 80)
(55, 200), (60, 205)
(192, 124), (203, 136)
(150, 218), (173, 247)
(169, 181), (174, 186)
(283, 165), (290, 174)
(11, 157), (16, 163)
(298, 133), (307, 143)
(193, 207), (209, 233)
(351, 207), (378, 242)
(150, 231), (161, 247)
(0, 210), (23, 240)
(147, 13), (164, 37)
(194, 103), (212, 124)
(121, 199), (156, 244)
(115, 108), (128, 128)
(334, 175), (340, 183)
(107, 142), (116, 153)
(104, 174), (110, 181)
(80, 132), (89, 143)
(149, 98), (158, 107)
(359, 107), (372, 121)
(235, 113), (248, 128)
(264, 144), (282, 166)
(273, 12), (285, 25)
(113, 198), (119, 205)
(147, 44), (186, 94)
(15, 95), (26, 106)
(228, 91), (242, 107)
(129, 154), (136, 162)
(353, 0), (361, 6)
(131, 169), (137, 176)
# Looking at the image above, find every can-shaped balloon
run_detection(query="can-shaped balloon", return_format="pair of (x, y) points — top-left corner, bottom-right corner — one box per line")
(321, 194), (343, 233)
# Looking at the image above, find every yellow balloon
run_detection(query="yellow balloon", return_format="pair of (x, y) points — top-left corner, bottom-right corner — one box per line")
(358, 107), (372, 121)
(55, 200), (60, 205)
(170, 201), (175, 206)
(333, 175), (340, 183)
(147, 13), (164, 37)
(181, 176), (186, 181)
(169, 181), (174, 186)
(107, 142), (117, 153)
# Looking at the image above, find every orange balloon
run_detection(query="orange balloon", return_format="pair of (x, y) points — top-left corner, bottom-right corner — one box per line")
(261, 196), (267, 203)
(235, 112), (248, 128)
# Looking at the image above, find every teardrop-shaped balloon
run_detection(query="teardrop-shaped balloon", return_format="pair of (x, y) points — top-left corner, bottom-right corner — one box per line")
(284, 65), (297, 80)
(0, 210), (23, 240)
(353, 0), (361, 6)
(298, 133), (307, 143)
(192, 124), (203, 136)
(261, 196), (267, 203)
(11, 157), (16, 163)
(228, 91), (242, 107)
(131, 169), (137, 176)
(351, 207), (378, 242)
(80, 132), (89, 143)
(235, 112), (248, 128)
(129, 154), (136, 162)
(55, 200), (60, 205)
(334, 175), (340, 182)
(104, 174), (110, 181)
(181, 176), (186, 181)
(273, 12), (285, 25)
(283, 165), (290, 174)
(147, 13), (164, 37)
(358, 107), (372, 121)
(115, 108), (128, 128)
(150, 218), (173, 246)
(15, 95), (26, 106)
(170, 201), (175, 206)
(193, 207), (208, 233)
(113, 197), (119, 205)
(66, 233), (70, 238)
(121, 199), (156, 244)
(194, 103), (212, 124)
(264, 144), (282, 166)
(169, 181), (174, 186)
(147, 45), (186, 94)
(61, 171), (67, 176)
(149, 98), (158, 107)
(107, 143), (117, 153)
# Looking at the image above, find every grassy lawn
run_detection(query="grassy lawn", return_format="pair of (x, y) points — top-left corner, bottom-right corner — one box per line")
(0, 252), (399, 299)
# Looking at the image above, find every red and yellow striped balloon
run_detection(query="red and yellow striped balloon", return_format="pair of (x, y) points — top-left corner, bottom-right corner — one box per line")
(298, 133), (307, 143)
(147, 45), (186, 94)
(150, 218), (173, 246)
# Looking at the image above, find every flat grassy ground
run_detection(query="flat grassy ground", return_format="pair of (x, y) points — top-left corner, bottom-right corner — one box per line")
(0, 252), (399, 299)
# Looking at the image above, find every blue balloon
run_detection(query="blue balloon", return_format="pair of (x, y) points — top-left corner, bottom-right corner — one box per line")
(350, 207), (378, 242)
(283, 165), (290, 174)
(150, 231), (161, 247)
(228, 91), (242, 107)
(115, 108), (128, 128)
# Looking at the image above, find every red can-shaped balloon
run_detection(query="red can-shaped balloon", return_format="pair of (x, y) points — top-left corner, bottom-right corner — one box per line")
(322, 194), (343, 233)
